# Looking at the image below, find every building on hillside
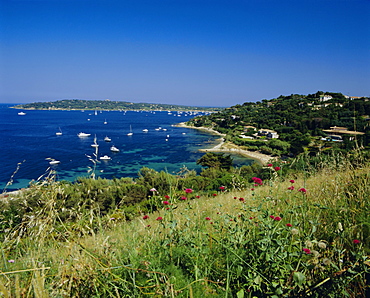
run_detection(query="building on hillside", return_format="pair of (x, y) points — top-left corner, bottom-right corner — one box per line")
(322, 126), (365, 141)
(258, 129), (279, 139)
(320, 95), (333, 102)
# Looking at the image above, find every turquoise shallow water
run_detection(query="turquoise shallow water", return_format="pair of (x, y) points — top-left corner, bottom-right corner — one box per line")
(0, 104), (254, 191)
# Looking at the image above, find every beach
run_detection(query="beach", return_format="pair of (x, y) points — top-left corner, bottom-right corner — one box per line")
(176, 122), (274, 165)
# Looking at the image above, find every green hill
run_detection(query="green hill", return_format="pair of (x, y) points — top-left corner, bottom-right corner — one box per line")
(12, 99), (222, 112)
(187, 91), (370, 157)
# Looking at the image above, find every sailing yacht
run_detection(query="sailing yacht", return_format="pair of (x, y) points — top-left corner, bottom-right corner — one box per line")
(56, 127), (62, 136)
(91, 135), (99, 148)
(127, 125), (133, 136)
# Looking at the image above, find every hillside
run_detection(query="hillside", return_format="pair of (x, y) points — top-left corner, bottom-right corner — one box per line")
(1, 155), (369, 297)
(187, 91), (370, 157)
(12, 99), (222, 112)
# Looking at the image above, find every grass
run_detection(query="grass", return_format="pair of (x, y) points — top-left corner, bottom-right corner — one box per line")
(0, 156), (369, 297)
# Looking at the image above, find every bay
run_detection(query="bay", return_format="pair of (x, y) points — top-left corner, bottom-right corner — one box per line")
(0, 104), (254, 191)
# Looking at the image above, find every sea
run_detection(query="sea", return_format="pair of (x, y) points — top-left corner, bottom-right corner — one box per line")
(0, 104), (254, 191)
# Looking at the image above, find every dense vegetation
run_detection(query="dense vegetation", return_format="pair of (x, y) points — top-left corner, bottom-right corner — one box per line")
(187, 91), (370, 156)
(13, 99), (222, 112)
(0, 151), (369, 297)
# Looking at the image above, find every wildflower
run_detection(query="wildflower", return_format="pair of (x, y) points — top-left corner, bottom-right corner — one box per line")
(164, 195), (170, 199)
(162, 201), (170, 205)
(196, 195), (200, 198)
(269, 215), (275, 219)
(291, 228), (299, 235)
(180, 196), (187, 201)
(298, 188), (307, 193)
(353, 239), (361, 244)
(150, 188), (157, 192)
(8, 259), (15, 263)
(274, 166), (281, 171)
(110, 217), (116, 220)
(205, 217), (211, 221)
(290, 179), (295, 183)
(239, 197), (245, 202)
(166, 207), (170, 210)
(286, 223), (293, 227)
(274, 216), (282, 221)
(185, 188), (193, 193)
(288, 186), (294, 190)
(311, 250), (320, 257)
(234, 196), (237, 199)
(212, 193), (217, 196)
(322, 258), (331, 266)
(156, 217), (163, 221)
(302, 248), (311, 254)
(249, 217), (253, 220)
(318, 241), (327, 249)
(219, 186), (225, 191)
(250, 188), (255, 191)
(267, 163), (273, 167)
(143, 215), (149, 220)
(252, 177), (263, 185)
(337, 222), (343, 232)
(305, 240), (313, 248)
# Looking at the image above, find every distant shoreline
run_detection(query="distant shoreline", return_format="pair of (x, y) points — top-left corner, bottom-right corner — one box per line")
(175, 122), (274, 165)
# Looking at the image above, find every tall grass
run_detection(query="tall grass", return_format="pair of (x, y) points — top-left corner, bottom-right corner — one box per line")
(0, 154), (369, 297)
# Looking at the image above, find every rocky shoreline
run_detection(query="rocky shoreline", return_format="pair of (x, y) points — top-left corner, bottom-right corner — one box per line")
(175, 122), (274, 165)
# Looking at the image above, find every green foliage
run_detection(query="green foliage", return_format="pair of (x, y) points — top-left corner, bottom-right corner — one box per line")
(197, 152), (233, 170)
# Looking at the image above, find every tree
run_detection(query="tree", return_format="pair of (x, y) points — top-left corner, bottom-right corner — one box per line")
(196, 152), (233, 170)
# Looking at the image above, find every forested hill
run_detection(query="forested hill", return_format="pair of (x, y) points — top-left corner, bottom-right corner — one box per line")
(187, 91), (370, 156)
(13, 99), (222, 112)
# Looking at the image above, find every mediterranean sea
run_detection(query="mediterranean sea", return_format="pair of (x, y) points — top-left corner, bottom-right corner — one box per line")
(0, 104), (254, 191)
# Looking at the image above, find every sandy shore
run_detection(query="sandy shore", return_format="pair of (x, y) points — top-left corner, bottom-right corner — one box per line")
(175, 122), (274, 165)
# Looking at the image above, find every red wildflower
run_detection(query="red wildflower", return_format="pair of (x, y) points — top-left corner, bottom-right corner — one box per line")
(251, 188), (255, 191)
(302, 248), (311, 254)
(288, 186), (294, 190)
(185, 188), (193, 193)
(213, 193), (217, 196)
(180, 196), (187, 200)
(234, 196), (237, 199)
(196, 195), (200, 198)
(353, 239), (361, 244)
(252, 177), (263, 185)
(219, 186), (225, 191)
(286, 223), (293, 227)
(298, 188), (307, 194)
(267, 163), (273, 167)
(274, 166), (281, 171)
(162, 201), (170, 205)
(205, 217), (211, 221)
(289, 180), (295, 183)
(239, 197), (245, 202)
(249, 217), (253, 220)
(274, 216), (282, 221)
(164, 195), (170, 199)
(270, 215), (275, 219)
(143, 215), (149, 220)
(156, 217), (163, 221)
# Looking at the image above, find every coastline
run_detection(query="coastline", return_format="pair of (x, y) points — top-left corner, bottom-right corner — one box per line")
(175, 122), (274, 165)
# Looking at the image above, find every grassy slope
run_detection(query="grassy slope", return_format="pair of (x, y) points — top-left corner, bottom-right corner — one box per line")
(1, 162), (369, 297)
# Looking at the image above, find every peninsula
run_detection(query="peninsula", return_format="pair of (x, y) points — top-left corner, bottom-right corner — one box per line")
(12, 99), (223, 112)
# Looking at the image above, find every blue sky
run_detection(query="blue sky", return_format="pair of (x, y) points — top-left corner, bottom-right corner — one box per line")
(1, 0), (369, 106)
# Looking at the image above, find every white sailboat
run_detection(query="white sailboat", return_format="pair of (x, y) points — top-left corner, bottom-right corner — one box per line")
(127, 125), (133, 136)
(104, 136), (112, 142)
(100, 155), (111, 160)
(46, 158), (60, 165)
(104, 119), (107, 124)
(18, 111), (26, 116)
(56, 127), (62, 136)
(91, 135), (99, 148)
